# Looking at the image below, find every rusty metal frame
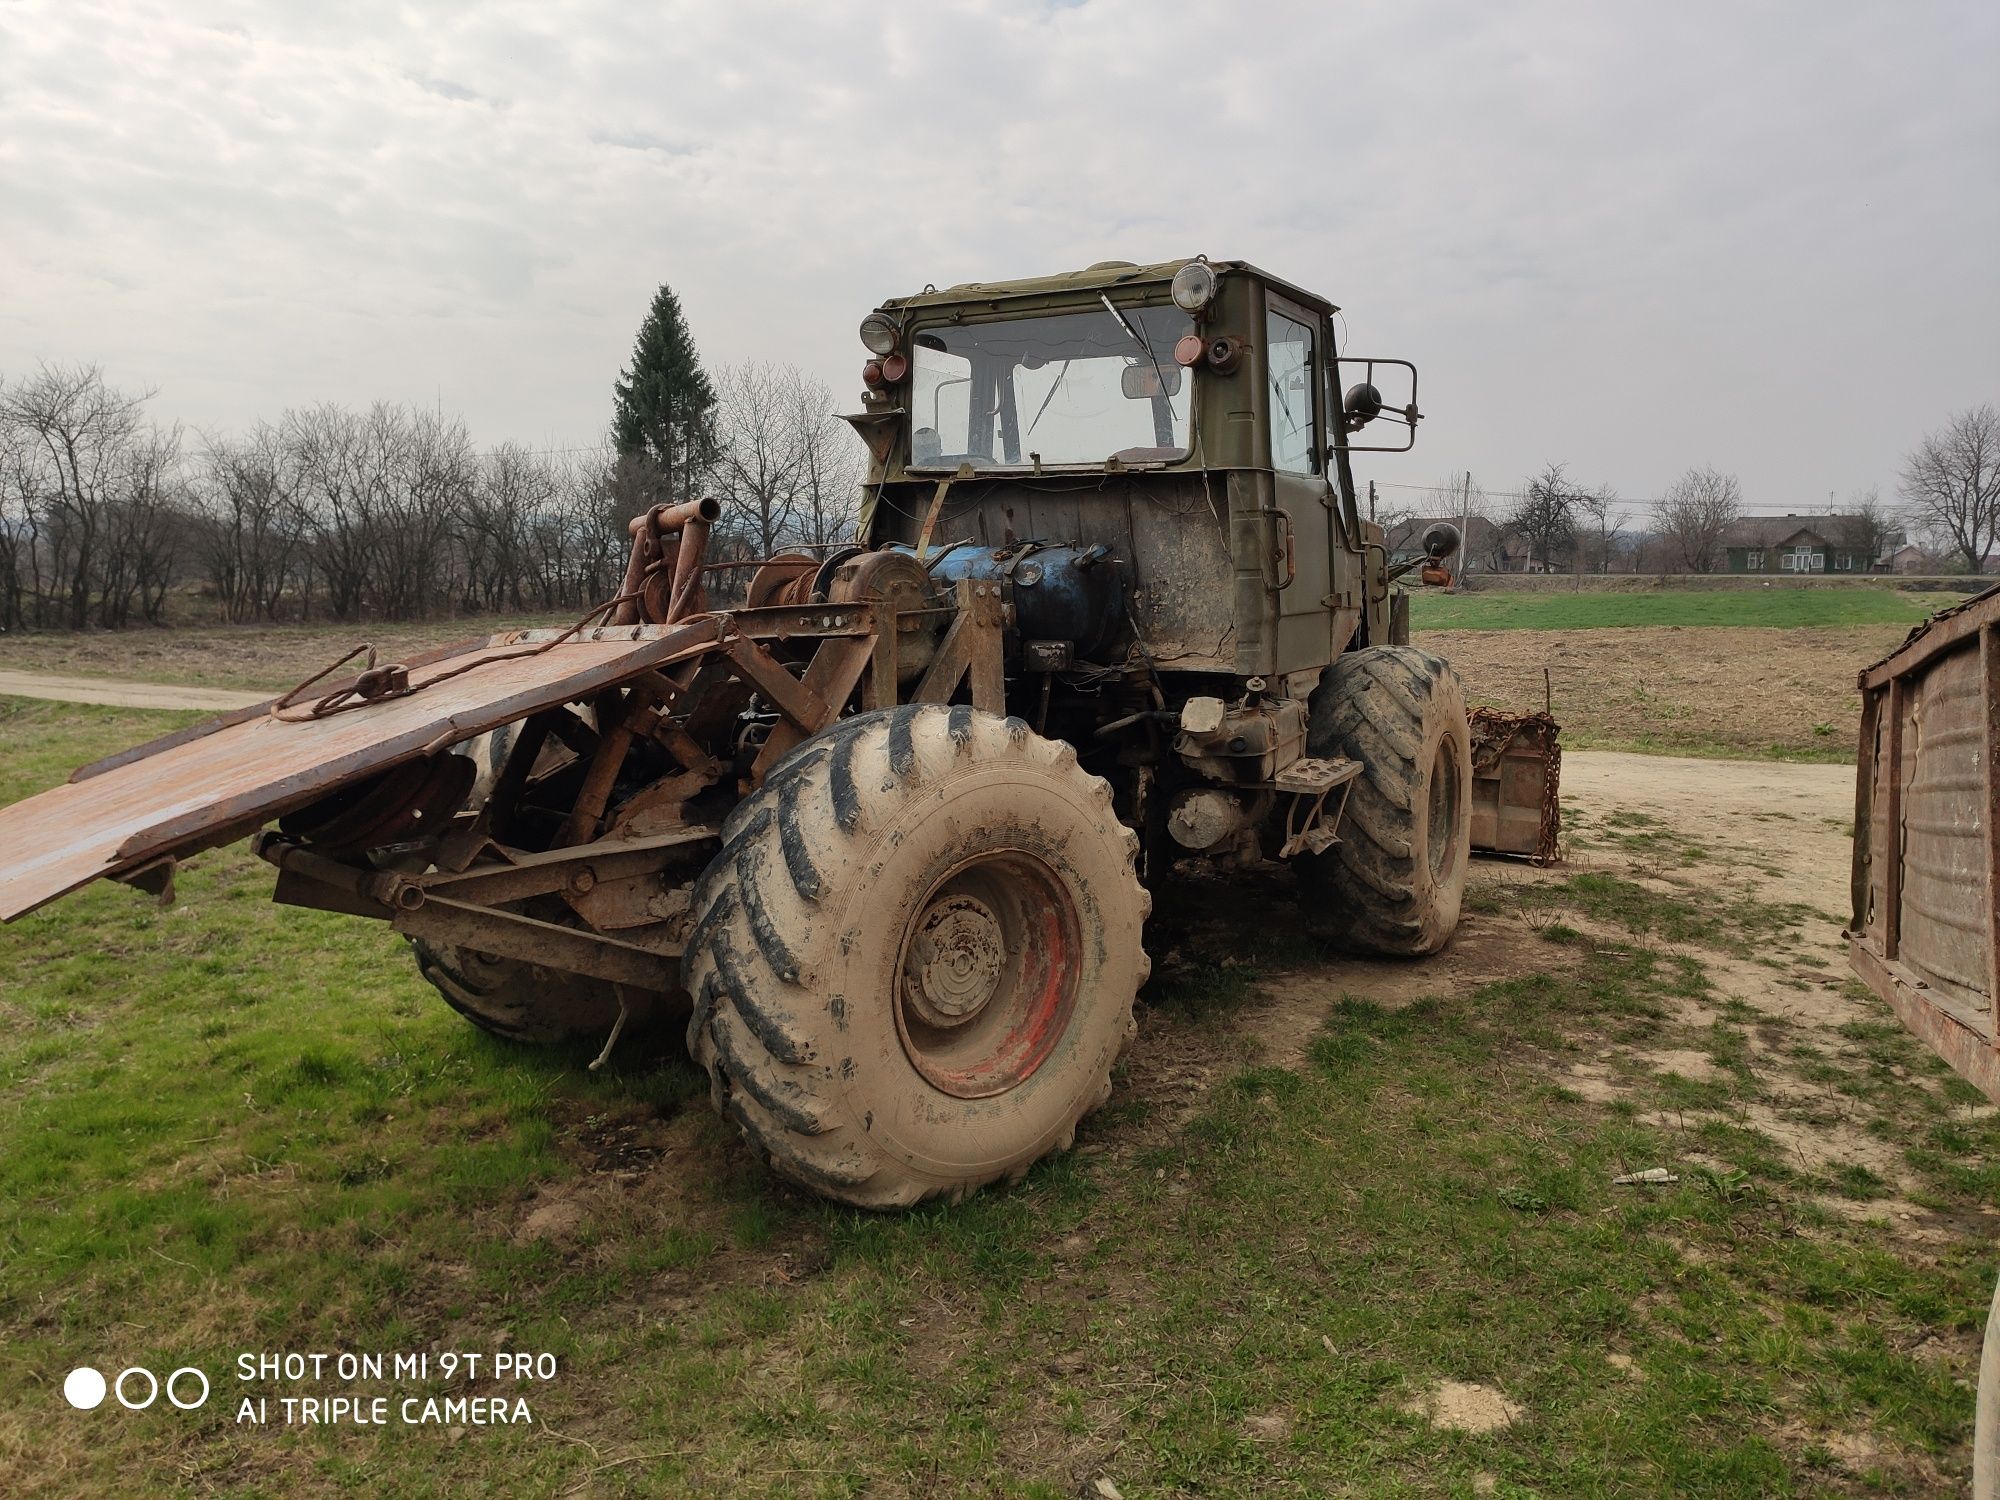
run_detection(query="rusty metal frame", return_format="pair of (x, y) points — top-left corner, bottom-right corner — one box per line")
(236, 549), (1012, 993)
(3, 490), (1017, 1003)
(1468, 707), (1561, 865)
(258, 830), (710, 987)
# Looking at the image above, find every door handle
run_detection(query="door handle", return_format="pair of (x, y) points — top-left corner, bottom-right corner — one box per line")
(1260, 507), (1296, 592)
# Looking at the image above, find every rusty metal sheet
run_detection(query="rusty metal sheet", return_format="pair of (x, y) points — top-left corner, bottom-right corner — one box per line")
(1468, 707), (1561, 864)
(1849, 586), (2000, 1103)
(0, 621), (719, 922)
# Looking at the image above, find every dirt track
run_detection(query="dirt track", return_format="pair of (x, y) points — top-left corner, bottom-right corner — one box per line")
(0, 669), (264, 711)
(1561, 748), (1853, 910)
(1143, 746), (1970, 1255)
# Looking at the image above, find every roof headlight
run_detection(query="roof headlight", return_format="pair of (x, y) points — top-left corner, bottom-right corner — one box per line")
(859, 312), (899, 356)
(1170, 260), (1217, 313)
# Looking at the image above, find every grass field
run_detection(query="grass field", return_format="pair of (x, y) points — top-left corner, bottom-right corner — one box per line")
(1, 696), (1994, 1495)
(1409, 588), (1939, 632)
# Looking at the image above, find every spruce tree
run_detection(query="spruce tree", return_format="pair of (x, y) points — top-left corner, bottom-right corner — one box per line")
(612, 284), (717, 504)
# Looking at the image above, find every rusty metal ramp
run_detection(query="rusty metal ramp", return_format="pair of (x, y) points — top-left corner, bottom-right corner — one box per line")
(0, 622), (718, 922)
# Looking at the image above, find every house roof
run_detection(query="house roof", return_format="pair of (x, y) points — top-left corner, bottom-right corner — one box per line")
(1720, 514), (1844, 549)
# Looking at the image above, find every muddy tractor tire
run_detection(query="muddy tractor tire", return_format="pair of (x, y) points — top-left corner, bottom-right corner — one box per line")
(1298, 645), (1472, 956)
(411, 939), (652, 1046)
(683, 704), (1148, 1209)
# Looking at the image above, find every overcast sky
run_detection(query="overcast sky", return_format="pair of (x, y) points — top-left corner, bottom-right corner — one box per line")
(2, 1), (1994, 523)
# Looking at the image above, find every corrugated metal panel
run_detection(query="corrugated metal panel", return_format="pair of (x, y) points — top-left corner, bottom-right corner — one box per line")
(1898, 643), (1991, 1008)
(1849, 585), (2000, 1102)
(0, 625), (716, 921)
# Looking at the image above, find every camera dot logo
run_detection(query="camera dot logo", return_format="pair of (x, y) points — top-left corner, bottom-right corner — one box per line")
(63, 1367), (108, 1411)
(63, 1364), (209, 1412)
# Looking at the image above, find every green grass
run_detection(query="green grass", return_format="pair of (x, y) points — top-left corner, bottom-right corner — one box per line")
(1409, 588), (1937, 632)
(0, 697), (1990, 1495)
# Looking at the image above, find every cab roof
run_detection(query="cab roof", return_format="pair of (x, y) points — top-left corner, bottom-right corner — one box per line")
(877, 257), (1338, 317)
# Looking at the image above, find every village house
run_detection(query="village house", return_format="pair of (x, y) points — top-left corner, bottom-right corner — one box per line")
(1880, 543), (1943, 575)
(1720, 514), (1905, 575)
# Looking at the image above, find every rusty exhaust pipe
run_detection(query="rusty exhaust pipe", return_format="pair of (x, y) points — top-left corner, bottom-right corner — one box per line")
(611, 496), (723, 626)
(665, 496), (721, 623)
(630, 496), (721, 538)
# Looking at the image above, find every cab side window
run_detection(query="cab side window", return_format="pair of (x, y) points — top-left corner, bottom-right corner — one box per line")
(1266, 309), (1318, 475)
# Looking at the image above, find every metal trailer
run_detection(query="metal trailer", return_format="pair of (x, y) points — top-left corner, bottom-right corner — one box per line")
(1848, 582), (2000, 1495)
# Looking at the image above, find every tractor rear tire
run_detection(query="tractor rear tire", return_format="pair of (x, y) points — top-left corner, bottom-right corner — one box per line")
(1298, 645), (1472, 956)
(682, 704), (1148, 1209)
(411, 939), (653, 1046)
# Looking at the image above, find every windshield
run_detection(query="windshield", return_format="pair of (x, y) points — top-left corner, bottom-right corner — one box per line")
(909, 302), (1195, 470)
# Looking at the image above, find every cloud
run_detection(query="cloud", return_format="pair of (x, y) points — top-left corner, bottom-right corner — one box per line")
(0, 0), (1993, 511)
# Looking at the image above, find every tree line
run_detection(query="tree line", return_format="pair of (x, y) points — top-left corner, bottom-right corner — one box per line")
(0, 283), (862, 631)
(1395, 403), (1999, 576)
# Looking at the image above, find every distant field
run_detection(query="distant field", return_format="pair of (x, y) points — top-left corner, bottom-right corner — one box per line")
(1410, 587), (1940, 632)
(1425, 623), (1909, 762)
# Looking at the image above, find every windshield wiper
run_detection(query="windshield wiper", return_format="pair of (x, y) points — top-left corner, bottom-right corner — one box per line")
(1025, 359), (1073, 439)
(1270, 365), (1304, 441)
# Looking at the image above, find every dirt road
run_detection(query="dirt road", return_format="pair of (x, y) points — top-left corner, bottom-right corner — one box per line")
(1561, 748), (1853, 911)
(1147, 745), (1974, 1263)
(0, 669), (265, 711)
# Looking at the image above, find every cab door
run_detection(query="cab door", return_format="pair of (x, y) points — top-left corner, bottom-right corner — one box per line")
(1264, 291), (1336, 671)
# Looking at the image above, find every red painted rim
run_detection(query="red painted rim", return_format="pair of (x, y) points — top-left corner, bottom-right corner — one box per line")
(894, 850), (1080, 1099)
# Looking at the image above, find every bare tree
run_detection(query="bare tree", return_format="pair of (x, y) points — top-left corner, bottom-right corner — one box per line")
(571, 448), (647, 602)
(714, 361), (807, 555)
(460, 442), (559, 613)
(1832, 486), (1901, 573)
(1656, 465), (1741, 573)
(1511, 464), (1580, 572)
(285, 403), (373, 621)
(1573, 489), (1624, 574)
(1901, 405), (2000, 573)
(108, 422), (187, 627)
(197, 422), (308, 622)
(788, 373), (863, 547)
(368, 406), (474, 620)
(0, 364), (151, 628)
(0, 386), (36, 631)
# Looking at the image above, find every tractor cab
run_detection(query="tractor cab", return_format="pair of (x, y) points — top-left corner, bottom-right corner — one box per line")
(847, 256), (1426, 682)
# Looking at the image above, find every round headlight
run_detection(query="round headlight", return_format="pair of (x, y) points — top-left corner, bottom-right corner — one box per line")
(1170, 261), (1217, 313)
(859, 312), (899, 356)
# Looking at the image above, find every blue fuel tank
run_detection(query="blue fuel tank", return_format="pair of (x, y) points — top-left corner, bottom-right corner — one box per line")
(889, 542), (1128, 660)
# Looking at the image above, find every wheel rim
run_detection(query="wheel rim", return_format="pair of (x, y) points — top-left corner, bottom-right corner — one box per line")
(1427, 739), (1461, 881)
(895, 851), (1080, 1099)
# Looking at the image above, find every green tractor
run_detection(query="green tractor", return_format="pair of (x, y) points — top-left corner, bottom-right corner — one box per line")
(0, 256), (1470, 1209)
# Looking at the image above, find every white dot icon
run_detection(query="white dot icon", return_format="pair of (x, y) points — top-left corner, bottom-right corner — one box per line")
(64, 1367), (107, 1410)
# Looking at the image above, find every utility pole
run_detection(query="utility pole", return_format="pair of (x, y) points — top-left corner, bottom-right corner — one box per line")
(1449, 470), (1472, 593)
(1368, 480), (1376, 523)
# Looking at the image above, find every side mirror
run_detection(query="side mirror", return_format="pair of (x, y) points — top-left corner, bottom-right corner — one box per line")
(1333, 360), (1420, 453)
(1121, 363), (1183, 400)
(1422, 521), (1461, 562)
(1342, 382), (1384, 429)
